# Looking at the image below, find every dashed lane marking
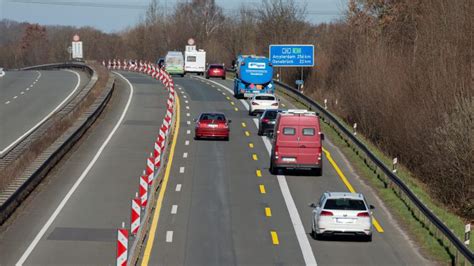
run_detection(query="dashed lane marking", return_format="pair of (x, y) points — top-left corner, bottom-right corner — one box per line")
(186, 130), (191, 135)
(171, 205), (178, 214)
(271, 231), (279, 245)
(185, 140), (190, 146)
(5, 101), (10, 104)
(166, 231), (173, 243)
(259, 184), (266, 194)
(256, 170), (262, 177)
(234, 107), (238, 111)
(175, 184), (182, 192)
(252, 154), (258, 161)
(183, 152), (188, 158)
(241, 122), (246, 128)
(248, 143), (254, 148)
(179, 167), (185, 173)
(245, 131), (250, 137)
(265, 208), (272, 217)
(186, 121), (191, 125)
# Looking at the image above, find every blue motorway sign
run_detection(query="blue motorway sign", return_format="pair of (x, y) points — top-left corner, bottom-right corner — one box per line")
(269, 45), (314, 67)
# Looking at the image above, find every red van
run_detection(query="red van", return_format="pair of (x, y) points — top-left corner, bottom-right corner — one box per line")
(270, 110), (324, 175)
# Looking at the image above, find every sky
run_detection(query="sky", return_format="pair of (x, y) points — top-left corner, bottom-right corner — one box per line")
(0, 0), (348, 33)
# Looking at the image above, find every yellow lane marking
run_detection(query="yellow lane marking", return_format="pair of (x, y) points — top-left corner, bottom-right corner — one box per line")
(241, 122), (247, 128)
(141, 95), (181, 265)
(259, 184), (266, 194)
(248, 143), (254, 148)
(270, 231), (279, 245)
(226, 96), (230, 100)
(252, 154), (258, 161)
(230, 102), (235, 105)
(234, 107), (239, 111)
(245, 131), (250, 137)
(256, 169), (262, 177)
(322, 148), (385, 233)
(265, 207), (272, 217)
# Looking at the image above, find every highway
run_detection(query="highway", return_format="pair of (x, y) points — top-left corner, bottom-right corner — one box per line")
(0, 72), (168, 265)
(140, 75), (431, 265)
(0, 70), (89, 155)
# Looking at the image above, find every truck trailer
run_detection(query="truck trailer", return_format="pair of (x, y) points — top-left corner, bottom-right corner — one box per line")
(233, 55), (274, 99)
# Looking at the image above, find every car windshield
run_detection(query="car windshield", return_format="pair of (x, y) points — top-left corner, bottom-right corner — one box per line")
(255, 95), (275, 101)
(200, 113), (226, 121)
(264, 111), (279, 119)
(324, 199), (367, 210)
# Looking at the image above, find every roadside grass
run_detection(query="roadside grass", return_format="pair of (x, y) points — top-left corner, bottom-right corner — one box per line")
(277, 89), (470, 264)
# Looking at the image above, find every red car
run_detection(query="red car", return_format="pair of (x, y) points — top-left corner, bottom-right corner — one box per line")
(206, 64), (226, 80)
(194, 112), (231, 140)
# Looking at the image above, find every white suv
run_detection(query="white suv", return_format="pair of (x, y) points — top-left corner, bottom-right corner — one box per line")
(248, 93), (279, 115)
(310, 192), (374, 241)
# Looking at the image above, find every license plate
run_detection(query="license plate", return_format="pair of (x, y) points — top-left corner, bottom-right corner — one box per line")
(208, 124), (218, 128)
(336, 218), (355, 224)
(282, 157), (296, 162)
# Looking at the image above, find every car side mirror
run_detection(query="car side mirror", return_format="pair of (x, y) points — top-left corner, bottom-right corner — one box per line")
(369, 205), (375, 210)
(278, 99), (281, 102)
(257, 113), (261, 118)
(193, 118), (197, 122)
(308, 203), (317, 208)
(228, 119), (232, 123)
(320, 133), (325, 141)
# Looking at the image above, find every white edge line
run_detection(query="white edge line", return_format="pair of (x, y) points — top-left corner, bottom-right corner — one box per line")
(15, 71), (134, 265)
(194, 75), (318, 265)
(1, 70), (79, 154)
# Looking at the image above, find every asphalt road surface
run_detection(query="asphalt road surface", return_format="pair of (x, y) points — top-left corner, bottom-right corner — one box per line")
(0, 72), (168, 265)
(140, 75), (431, 265)
(0, 70), (89, 155)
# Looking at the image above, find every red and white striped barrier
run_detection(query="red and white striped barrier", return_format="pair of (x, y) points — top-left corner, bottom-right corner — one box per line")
(139, 170), (148, 208)
(146, 154), (154, 185)
(116, 224), (128, 266)
(131, 194), (141, 235)
(154, 141), (161, 167)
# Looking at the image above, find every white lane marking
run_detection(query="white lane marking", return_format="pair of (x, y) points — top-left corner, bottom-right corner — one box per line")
(178, 87), (182, 90)
(5, 101), (10, 104)
(183, 95), (187, 98)
(186, 130), (191, 135)
(171, 205), (178, 214)
(186, 113), (190, 117)
(0, 70), (81, 155)
(217, 88), (221, 91)
(26, 88), (30, 91)
(175, 184), (182, 191)
(185, 140), (190, 146)
(13, 96), (18, 99)
(20, 91), (24, 95)
(197, 75), (318, 265)
(185, 100), (189, 103)
(186, 121), (191, 125)
(15, 71), (133, 265)
(179, 166), (185, 173)
(180, 91), (185, 94)
(183, 152), (188, 158)
(166, 231), (173, 242)
(186, 106), (190, 110)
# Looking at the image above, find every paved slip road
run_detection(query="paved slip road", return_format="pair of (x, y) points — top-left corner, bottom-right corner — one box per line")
(142, 75), (431, 265)
(0, 72), (168, 265)
(0, 70), (89, 155)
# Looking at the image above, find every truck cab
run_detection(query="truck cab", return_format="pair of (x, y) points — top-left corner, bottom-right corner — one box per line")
(270, 109), (324, 176)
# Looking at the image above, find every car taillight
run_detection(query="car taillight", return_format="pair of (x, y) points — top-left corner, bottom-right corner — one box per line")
(357, 212), (370, 217)
(262, 118), (269, 123)
(271, 103), (278, 106)
(252, 102), (259, 105)
(320, 210), (334, 216)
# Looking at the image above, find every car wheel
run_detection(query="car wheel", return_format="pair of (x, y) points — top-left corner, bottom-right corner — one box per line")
(364, 234), (372, 242)
(194, 135), (200, 140)
(222, 76), (226, 80)
(270, 160), (277, 175)
(206, 75), (210, 79)
(248, 109), (253, 116)
(313, 168), (322, 176)
(258, 129), (263, 136)
(225, 136), (230, 141)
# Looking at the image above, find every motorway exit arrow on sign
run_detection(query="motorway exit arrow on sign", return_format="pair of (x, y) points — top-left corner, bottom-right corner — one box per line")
(269, 44), (314, 67)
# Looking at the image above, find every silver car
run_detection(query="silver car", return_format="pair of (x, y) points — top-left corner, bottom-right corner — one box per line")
(310, 192), (374, 241)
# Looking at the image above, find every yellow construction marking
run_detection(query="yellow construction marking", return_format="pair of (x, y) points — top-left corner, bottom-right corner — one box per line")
(259, 184), (266, 194)
(241, 122), (247, 128)
(230, 102), (235, 105)
(270, 231), (279, 245)
(234, 107), (239, 111)
(265, 207), (272, 217)
(256, 169), (262, 177)
(141, 95), (181, 265)
(252, 154), (258, 161)
(322, 147), (385, 233)
(226, 96), (231, 100)
(248, 143), (254, 148)
(245, 131), (250, 137)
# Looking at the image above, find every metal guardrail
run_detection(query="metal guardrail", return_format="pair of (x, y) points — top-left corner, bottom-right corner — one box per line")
(274, 80), (473, 265)
(207, 67), (472, 264)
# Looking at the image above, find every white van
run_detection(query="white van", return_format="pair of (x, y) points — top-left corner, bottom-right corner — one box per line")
(184, 45), (206, 75)
(165, 51), (185, 77)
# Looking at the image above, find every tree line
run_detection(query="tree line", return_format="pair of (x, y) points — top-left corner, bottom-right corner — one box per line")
(0, 0), (471, 219)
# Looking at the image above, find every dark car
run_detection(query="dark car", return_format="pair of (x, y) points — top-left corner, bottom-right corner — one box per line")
(206, 64), (226, 80)
(194, 112), (231, 140)
(156, 58), (165, 68)
(258, 109), (283, 136)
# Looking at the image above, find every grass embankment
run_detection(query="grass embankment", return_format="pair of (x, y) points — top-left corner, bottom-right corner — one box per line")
(278, 89), (471, 264)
